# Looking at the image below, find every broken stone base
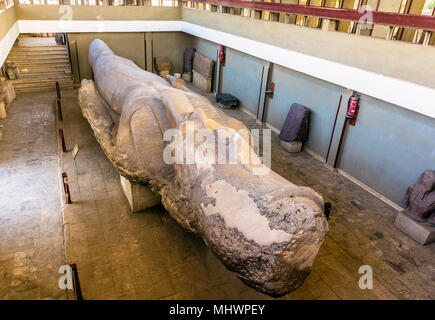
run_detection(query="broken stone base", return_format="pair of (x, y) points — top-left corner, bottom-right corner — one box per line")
(394, 211), (435, 245)
(120, 175), (161, 212)
(280, 140), (303, 153)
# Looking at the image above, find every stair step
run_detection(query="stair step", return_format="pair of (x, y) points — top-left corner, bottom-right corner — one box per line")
(10, 62), (70, 68)
(7, 42), (73, 94)
(19, 67), (71, 77)
(12, 77), (73, 84)
(14, 82), (74, 88)
(12, 46), (67, 50)
(9, 50), (68, 55)
(19, 72), (72, 79)
(8, 54), (69, 60)
(7, 57), (69, 62)
(15, 85), (75, 93)
(13, 83), (74, 89)
(18, 65), (71, 71)
(13, 83), (74, 91)
(12, 76), (73, 87)
(10, 47), (67, 52)
(13, 45), (67, 50)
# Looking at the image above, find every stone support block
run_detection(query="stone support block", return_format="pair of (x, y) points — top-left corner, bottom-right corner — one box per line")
(280, 140), (303, 153)
(120, 175), (161, 213)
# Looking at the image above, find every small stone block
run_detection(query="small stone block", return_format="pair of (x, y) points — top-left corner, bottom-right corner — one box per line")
(120, 175), (161, 213)
(280, 140), (302, 153)
(394, 211), (435, 245)
(182, 72), (192, 82)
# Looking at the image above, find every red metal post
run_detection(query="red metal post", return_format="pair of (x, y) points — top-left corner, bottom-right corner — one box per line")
(59, 128), (67, 152)
(57, 99), (63, 121)
(325, 94), (342, 164)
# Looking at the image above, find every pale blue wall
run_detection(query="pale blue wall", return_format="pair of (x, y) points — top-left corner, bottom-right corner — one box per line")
(339, 95), (435, 204)
(191, 37), (435, 206)
(221, 48), (267, 116)
(192, 37), (219, 92)
(265, 64), (344, 158)
(193, 37), (218, 61)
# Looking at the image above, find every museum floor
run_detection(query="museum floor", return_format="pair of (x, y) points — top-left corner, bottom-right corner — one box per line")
(0, 88), (434, 300)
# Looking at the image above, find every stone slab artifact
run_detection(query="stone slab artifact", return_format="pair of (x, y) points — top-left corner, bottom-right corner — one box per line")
(279, 104), (310, 143)
(193, 52), (214, 78)
(279, 103), (310, 154)
(192, 70), (212, 92)
(120, 175), (161, 212)
(78, 39), (328, 297)
(394, 211), (435, 245)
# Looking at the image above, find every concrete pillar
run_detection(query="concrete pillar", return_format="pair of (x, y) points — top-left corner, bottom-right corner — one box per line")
(242, 8), (251, 17)
(284, 14), (290, 24)
(422, 31), (432, 46)
(321, 19), (337, 32)
(120, 175), (161, 212)
(411, 29), (430, 45)
(251, 10), (262, 19)
(145, 32), (153, 73)
(386, 26), (394, 40)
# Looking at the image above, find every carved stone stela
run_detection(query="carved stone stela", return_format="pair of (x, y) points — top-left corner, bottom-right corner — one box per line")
(78, 39), (328, 297)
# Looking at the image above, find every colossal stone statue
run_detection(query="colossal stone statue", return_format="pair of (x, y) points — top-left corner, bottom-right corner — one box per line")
(78, 39), (328, 297)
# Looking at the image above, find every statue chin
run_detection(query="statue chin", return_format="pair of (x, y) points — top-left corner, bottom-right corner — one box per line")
(78, 38), (328, 297)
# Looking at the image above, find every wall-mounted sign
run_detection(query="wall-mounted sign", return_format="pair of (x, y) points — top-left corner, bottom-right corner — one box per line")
(72, 144), (80, 160)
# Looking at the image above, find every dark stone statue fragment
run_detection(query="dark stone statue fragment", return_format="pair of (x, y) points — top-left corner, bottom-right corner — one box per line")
(402, 170), (435, 225)
(279, 103), (310, 142)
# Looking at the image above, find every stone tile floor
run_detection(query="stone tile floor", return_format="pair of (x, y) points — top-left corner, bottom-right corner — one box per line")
(0, 88), (434, 300)
(0, 91), (66, 299)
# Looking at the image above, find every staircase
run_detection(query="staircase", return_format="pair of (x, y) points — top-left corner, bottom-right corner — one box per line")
(5, 42), (74, 93)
